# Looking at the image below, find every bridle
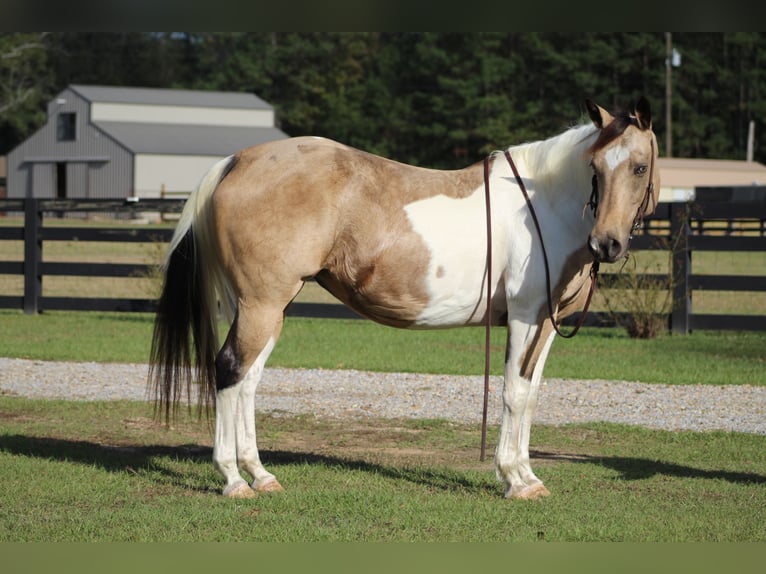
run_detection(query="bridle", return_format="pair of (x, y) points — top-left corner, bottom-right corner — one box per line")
(589, 130), (657, 242)
(630, 138), (656, 239)
(477, 135), (655, 461)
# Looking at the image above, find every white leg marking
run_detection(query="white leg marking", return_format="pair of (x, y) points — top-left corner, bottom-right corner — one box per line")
(495, 320), (553, 499)
(214, 383), (252, 497)
(234, 338), (283, 491)
(214, 337), (278, 497)
(517, 330), (556, 488)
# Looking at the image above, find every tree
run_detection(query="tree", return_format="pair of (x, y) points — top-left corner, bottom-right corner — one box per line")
(2, 32), (766, 165)
(668, 33), (766, 162)
(0, 33), (51, 154)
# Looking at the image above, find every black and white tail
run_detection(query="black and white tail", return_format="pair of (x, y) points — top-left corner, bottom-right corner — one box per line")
(148, 156), (237, 420)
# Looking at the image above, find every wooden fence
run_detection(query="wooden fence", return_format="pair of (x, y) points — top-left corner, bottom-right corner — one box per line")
(1, 189), (765, 334)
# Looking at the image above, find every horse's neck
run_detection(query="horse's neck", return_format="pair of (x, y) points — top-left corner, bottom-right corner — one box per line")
(503, 125), (597, 267)
(511, 124), (596, 209)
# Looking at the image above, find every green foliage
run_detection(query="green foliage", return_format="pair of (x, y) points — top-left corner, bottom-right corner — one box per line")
(2, 33), (766, 164)
(0, 33), (51, 152)
(601, 252), (675, 339)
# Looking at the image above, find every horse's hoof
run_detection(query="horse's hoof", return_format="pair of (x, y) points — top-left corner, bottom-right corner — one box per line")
(252, 478), (284, 493)
(506, 483), (551, 500)
(223, 482), (256, 499)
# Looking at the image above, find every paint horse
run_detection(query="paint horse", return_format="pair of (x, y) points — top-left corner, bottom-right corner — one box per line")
(150, 98), (660, 500)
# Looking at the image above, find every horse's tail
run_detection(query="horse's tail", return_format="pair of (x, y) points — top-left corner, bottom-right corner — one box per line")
(149, 155), (238, 421)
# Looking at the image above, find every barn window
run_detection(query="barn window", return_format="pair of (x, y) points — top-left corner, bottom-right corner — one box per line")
(57, 112), (77, 141)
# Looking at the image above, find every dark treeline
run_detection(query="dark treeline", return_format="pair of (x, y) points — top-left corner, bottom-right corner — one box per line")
(1, 32), (764, 168)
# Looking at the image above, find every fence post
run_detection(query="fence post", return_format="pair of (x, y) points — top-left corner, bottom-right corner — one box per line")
(670, 202), (691, 334)
(23, 198), (42, 314)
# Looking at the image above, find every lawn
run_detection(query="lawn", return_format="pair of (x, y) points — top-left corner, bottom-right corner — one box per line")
(0, 397), (763, 542)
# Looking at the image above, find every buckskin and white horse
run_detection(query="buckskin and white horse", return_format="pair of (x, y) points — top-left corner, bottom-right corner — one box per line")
(150, 97), (659, 500)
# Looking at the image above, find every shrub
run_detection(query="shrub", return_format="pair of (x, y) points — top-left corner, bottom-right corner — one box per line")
(600, 251), (674, 339)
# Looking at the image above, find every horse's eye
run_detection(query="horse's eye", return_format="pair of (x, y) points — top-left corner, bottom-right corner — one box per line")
(634, 164), (648, 176)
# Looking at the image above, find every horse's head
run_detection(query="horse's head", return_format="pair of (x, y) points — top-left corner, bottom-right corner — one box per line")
(585, 97), (660, 263)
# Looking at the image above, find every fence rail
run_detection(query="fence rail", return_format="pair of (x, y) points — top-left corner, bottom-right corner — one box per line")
(1, 190), (765, 334)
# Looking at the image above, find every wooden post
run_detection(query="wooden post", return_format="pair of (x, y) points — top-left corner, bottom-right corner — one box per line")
(665, 32), (673, 158)
(23, 198), (42, 314)
(670, 202), (691, 334)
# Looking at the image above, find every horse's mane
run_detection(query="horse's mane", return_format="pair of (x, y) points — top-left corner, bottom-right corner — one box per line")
(508, 122), (598, 184)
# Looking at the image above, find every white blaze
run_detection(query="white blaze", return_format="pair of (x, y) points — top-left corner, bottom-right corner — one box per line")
(604, 144), (630, 170)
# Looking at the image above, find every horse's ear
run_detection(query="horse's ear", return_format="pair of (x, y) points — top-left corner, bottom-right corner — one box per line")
(634, 96), (652, 130)
(585, 99), (613, 129)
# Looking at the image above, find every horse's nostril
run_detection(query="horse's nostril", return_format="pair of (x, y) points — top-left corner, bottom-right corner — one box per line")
(607, 237), (622, 260)
(587, 235), (601, 258)
(587, 234), (623, 262)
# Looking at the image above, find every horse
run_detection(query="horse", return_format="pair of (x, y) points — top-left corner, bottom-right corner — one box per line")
(149, 97), (660, 500)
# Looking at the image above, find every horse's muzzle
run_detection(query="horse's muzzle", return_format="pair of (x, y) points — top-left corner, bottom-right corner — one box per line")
(587, 233), (625, 263)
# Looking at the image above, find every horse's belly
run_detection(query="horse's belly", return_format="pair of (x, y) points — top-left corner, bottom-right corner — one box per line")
(411, 281), (486, 327)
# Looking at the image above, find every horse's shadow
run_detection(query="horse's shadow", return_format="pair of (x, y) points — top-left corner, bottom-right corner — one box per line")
(1, 434), (764, 495)
(536, 450), (766, 485)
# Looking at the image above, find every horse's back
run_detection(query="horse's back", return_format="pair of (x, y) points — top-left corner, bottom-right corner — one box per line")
(220, 136), (481, 203)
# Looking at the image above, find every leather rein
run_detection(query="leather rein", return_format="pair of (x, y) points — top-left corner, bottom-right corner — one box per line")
(478, 144), (655, 461)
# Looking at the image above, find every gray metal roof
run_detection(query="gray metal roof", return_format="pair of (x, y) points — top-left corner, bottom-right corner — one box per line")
(69, 84), (274, 110)
(96, 122), (289, 155)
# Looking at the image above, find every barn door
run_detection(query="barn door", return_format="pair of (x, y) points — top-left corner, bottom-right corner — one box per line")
(56, 162), (67, 199)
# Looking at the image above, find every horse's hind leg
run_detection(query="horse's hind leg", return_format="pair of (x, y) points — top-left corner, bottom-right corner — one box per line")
(213, 300), (286, 498)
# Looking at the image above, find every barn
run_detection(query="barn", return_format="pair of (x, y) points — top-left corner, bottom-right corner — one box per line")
(6, 84), (288, 201)
(657, 157), (766, 202)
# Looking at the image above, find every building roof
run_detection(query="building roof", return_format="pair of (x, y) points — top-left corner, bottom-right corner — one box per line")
(657, 157), (766, 201)
(69, 84), (273, 110)
(64, 84), (289, 156)
(96, 122), (289, 155)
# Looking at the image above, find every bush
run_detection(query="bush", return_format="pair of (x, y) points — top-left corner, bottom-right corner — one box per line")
(600, 253), (674, 339)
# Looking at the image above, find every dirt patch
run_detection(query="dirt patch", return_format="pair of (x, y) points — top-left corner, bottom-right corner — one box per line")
(1, 401), (593, 480)
(0, 411), (36, 423)
(257, 415), (590, 473)
(122, 417), (164, 431)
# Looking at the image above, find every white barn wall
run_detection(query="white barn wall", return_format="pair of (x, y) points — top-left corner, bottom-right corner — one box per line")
(134, 154), (222, 198)
(91, 103), (274, 128)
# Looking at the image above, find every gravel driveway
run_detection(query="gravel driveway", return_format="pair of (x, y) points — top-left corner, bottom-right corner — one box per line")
(0, 357), (763, 435)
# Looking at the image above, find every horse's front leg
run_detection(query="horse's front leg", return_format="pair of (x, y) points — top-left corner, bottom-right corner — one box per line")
(495, 318), (556, 499)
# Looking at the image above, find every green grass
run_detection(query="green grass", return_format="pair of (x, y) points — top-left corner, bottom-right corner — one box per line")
(0, 310), (763, 386)
(0, 397), (763, 542)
